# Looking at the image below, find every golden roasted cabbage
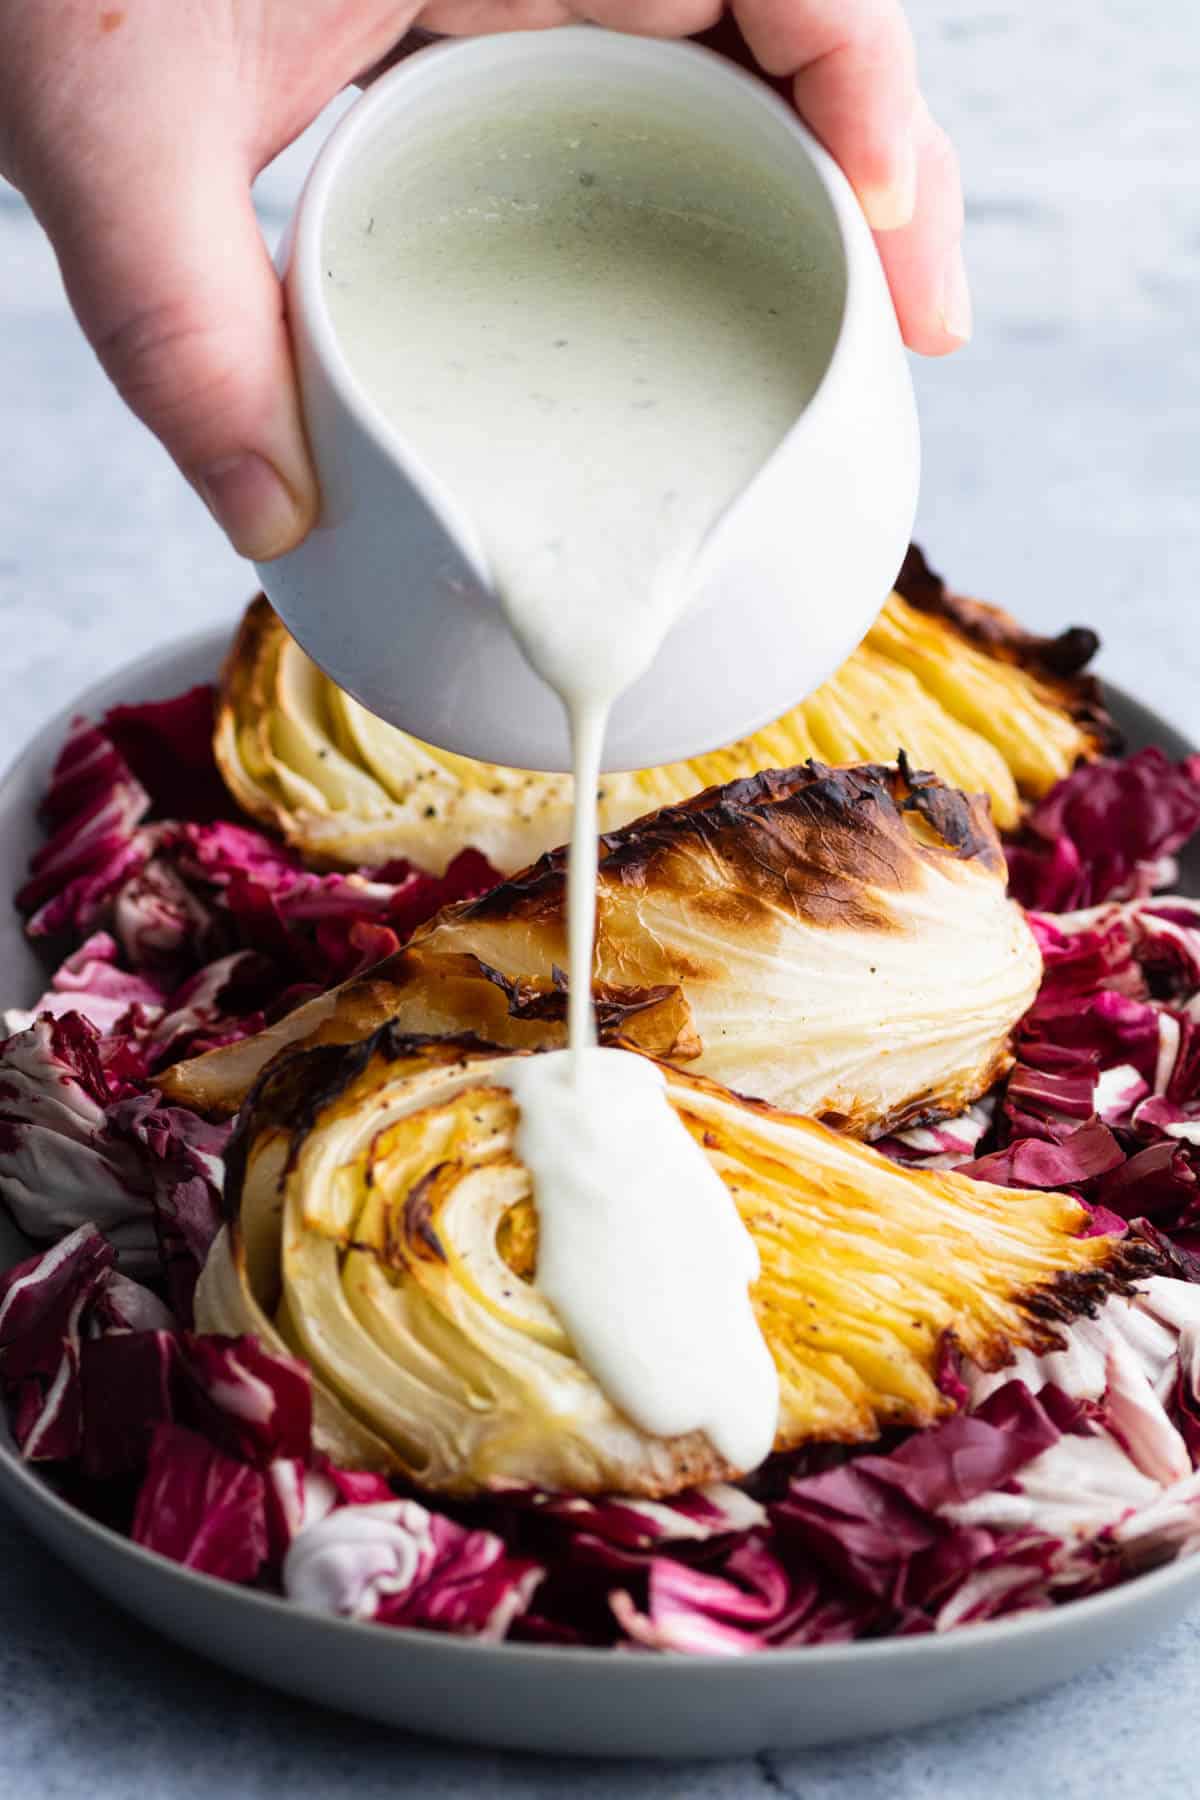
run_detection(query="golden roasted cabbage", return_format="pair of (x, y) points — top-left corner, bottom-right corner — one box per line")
(195, 1033), (1144, 1497)
(161, 759), (1043, 1131)
(215, 547), (1111, 872)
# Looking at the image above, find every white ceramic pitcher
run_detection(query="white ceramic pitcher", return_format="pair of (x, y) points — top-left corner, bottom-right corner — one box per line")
(259, 27), (920, 774)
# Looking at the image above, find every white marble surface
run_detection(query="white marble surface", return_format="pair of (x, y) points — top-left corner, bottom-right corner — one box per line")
(0, 2), (1197, 1793)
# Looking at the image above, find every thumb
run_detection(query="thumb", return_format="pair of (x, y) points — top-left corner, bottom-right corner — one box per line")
(33, 142), (318, 562)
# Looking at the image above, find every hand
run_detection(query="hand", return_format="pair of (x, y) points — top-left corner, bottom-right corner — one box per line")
(0, 3), (967, 563)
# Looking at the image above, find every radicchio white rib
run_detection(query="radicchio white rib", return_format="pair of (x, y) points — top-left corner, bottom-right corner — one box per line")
(955, 1279), (1200, 1555)
(283, 1501), (543, 1640)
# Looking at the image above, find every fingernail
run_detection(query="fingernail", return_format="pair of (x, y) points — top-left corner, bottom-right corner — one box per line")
(859, 132), (918, 232)
(196, 452), (307, 561)
(940, 244), (973, 343)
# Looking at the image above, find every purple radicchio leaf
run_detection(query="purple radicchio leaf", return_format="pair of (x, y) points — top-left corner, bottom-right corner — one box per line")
(17, 719), (152, 939)
(611, 1534), (867, 1654)
(102, 686), (230, 824)
(0, 1014), (158, 1266)
(1007, 749), (1200, 912)
(4, 931), (169, 1041)
(103, 1095), (230, 1321)
(0, 1015), (229, 1303)
(131, 1422), (268, 1582)
(176, 1332), (312, 1467)
(963, 1120), (1126, 1190)
(80, 1328), (181, 1479)
(80, 1328), (311, 1480)
(768, 1382), (1061, 1617)
(283, 1499), (543, 1641)
(0, 1224), (114, 1461)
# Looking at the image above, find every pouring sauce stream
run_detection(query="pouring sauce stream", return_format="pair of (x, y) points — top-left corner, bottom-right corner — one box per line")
(323, 104), (846, 1469)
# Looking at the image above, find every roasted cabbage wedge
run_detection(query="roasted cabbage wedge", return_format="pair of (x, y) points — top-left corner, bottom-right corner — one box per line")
(161, 759), (1043, 1130)
(195, 1031), (1147, 1497)
(215, 546), (1113, 873)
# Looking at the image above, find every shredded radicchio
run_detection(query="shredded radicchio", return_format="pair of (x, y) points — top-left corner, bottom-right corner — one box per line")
(945, 896), (1200, 1248)
(13, 692), (498, 1052)
(4, 694), (1200, 1651)
(0, 695), (498, 1296)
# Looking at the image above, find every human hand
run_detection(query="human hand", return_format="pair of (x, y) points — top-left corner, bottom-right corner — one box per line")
(0, 3), (966, 563)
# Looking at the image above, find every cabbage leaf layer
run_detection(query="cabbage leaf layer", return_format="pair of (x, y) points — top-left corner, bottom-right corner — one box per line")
(195, 1033), (1146, 1497)
(164, 760), (1042, 1132)
(215, 548), (1109, 874)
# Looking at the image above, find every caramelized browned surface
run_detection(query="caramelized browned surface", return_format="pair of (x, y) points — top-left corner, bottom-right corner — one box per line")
(162, 759), (1040, 1135)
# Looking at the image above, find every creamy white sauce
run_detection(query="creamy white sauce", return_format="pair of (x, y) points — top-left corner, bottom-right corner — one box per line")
(324, 104), (841, 1471)
(505, 1049), (777, 1470)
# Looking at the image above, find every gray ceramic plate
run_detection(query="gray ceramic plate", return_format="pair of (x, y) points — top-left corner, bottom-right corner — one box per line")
(0, 630), (1198, 1760)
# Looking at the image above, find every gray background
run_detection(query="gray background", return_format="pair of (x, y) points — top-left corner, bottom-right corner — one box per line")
(0, 2), (1196, 1793)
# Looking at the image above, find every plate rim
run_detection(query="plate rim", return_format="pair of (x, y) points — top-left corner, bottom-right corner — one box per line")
(1, 625), (1198, 1678)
